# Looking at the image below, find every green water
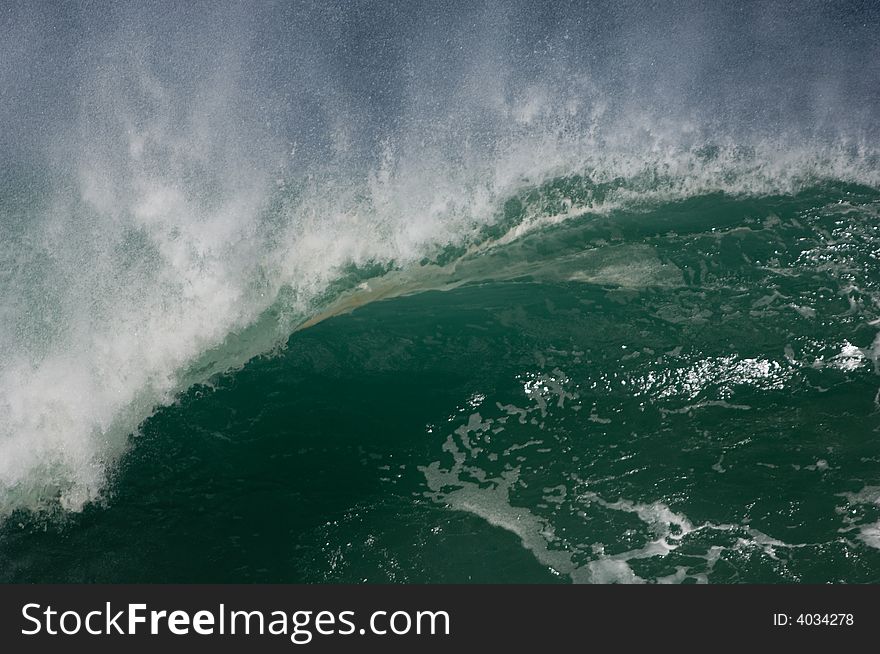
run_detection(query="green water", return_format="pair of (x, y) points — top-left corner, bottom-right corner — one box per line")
(2, 182), (880, 583)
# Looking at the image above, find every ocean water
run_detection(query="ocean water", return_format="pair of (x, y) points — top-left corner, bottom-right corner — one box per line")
(1, 2), (879, 583)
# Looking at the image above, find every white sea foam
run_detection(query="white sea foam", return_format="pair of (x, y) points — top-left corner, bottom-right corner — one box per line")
(417, 345), (853, 583)
(1, 3), (879, 516)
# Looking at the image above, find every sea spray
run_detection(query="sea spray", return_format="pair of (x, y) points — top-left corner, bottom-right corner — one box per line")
(1, 1), (878, 517)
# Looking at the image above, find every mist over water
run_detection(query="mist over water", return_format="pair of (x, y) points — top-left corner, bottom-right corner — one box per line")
(1, 1), (878, 516)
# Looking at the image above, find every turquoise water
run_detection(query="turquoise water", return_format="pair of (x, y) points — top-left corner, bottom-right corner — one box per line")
(3, 180), (879, 583)
(2, 1), (879, 584)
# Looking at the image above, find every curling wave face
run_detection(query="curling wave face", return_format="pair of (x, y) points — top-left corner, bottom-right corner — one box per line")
(3, 177), (880, 582)
(0, 0), (879, 519)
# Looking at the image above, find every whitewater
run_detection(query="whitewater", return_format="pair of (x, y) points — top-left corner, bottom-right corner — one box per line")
(1, 0), (878, 536)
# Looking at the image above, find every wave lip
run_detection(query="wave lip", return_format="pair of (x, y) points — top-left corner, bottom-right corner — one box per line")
(2, 141), (879, 518)
(1, 1), (879, 518)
